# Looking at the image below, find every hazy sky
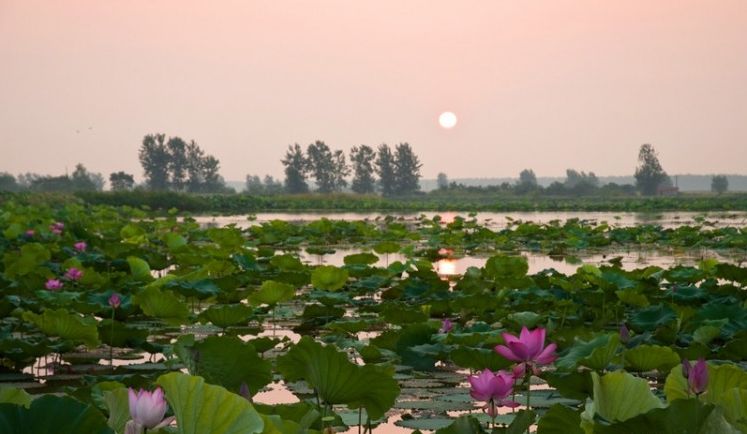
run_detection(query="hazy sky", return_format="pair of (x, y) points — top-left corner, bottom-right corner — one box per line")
(1, 1), (746, 182)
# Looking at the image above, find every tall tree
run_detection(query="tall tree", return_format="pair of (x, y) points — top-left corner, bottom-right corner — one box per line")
(109, 171), (135, 191)
(634, 144), (669, 196)
(71, 163), (104, 191)
(350, 145), (376, 194)
(167, 137), (189, 191)
(711, 175), (729, 194)
(185, 140), (205, 193)
(515, 169), (538, 194)
(138, 134), (170, 190)
(282, 144), (309, 194)
(331, 149), (349, 192)
(0, 173), (20, 192)
(436, 172), (449, 190)
(201, 155), (224, 193)
(375, 144), (396, 196)
(263, 175), (284, 194)
(307, 141), (344, 193)
(393, 142), (422, 195)
(245, 175), (264, 194)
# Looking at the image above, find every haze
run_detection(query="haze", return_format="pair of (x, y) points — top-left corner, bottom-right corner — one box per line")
(1, 0), (746, 182)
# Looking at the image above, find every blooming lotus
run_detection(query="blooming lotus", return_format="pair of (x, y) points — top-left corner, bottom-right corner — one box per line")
(74, 241), (87, 252)
(468, 369), (516, 406)
(64, 267), (83, 281)
(682, 358), (708, 395)
(25, 229), (35, 238)
(494, 327), (557, 369)
(440, 318), (454, 333)
(50, 222), (64, 235)
(128, 387), (170, 429)
(109, 293), (121, 309)
(45, 279), (63, 291)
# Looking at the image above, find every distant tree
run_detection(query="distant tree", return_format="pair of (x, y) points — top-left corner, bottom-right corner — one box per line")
(282, 144), (310, 194)
(393, 143), (422, 195)
(166, 137), (189, 191)
(331, 149), (350, 192)
(711, 175), (729, 194)
(375, 144), (396, 196)
(436, 172), (449, 190)
(0, 172), (20, 192)
(71, 164), (104, 191)
(565, 169), (598, 195)
(28, 175), (73, 192)
(245, 175), (264, 194)
(109, 171), (135, 191)
(185, 140), (206, 193)
(307, 141), (348, 193)
(515, 169), (538, 194)
(263, 175), (284, 194)
(634, 144), (669, 196)
(139, 134), (171, 190)
(350, 145), (376, 194)
(201, 155), (225, 193)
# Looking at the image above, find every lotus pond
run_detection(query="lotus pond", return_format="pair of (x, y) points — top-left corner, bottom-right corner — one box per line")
(1, 202), (747, 433)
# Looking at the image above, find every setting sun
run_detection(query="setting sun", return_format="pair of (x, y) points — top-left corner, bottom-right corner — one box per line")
(438, 111), (457, 129)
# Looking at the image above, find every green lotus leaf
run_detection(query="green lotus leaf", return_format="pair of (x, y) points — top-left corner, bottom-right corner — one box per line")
(449, 346), (512, 372)
(537, 404), (583, 434)
(22, 308), (100, 347)
(132, 286), (189, 324)
(433, 415), (484, 434)
(343, 252), (379, 266)
(0, 387), (31, 408)
(276, 336), (399, 420)
(590, 370), (664, 423)
(3, 243), (50, 278)
(484, 255), (529, 280)
(199, 304), (254, 328)
(629, 304), (677, 332)
(127, 256), (152, 281)
(373, 241), (400, 255)
(102, 387), (130, 434)
(164, 232), (188, 251)
(666, 363), (747, 426)
(269, 254), (304, 271)
(624, 344), (681, 373)
(311, 266), (349, 291)
(156, 372), (264, 434)
(0, 395), (113, 434)
(556, 334), (618, 371)
(249, 281), (296, 306)
(178, 336), (272, 396)
(120, 223), (147, 244)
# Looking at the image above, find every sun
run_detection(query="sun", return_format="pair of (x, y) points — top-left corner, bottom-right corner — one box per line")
(438, 111), (457, 129)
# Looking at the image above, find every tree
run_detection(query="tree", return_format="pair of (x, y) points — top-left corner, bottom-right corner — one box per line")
(139, 134), (170, 190)
(0, 172), (20, 192)
(350, 145), (376, 194)
(166, 137), (189, 191)
(634, 144), (669, 196)
(307, 141), (348, 193)
(711, 175), (729, 194)
(331, 149), (349, 192)
(185, 140), (206, 193)
(201, 155), (225, 193)
(282, 144), (309, 194)
(263, 175), (284, 194)
(565, 169), (598, 195)
(436, 172), (449, 190)
(375, 144), (396, 196)
(393, 143), (422, 195)
(109, 171), (135, 191)
(515, 169), (538, 194)
(245, 175), (264, 194)
(71, 163), (104, 191)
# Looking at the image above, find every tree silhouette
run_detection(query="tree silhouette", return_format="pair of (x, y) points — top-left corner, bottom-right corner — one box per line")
(350, 145), (377, 194)
(282, 144), (310, 194)
(634, 144), (669, 196)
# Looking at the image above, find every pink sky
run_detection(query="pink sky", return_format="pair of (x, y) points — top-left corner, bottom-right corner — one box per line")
(1, 0), (746, 181)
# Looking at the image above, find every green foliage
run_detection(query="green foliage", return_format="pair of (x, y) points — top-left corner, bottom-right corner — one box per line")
(22, 308), (100, 347)
(310, 266), (349, 291)
(0, 395), (113, 434)
(132, 286), (190, 324)
(249, 281), (296, 306)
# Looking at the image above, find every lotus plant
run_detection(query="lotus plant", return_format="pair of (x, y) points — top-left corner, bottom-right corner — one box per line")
(50, 221), (64, 235)
(468, 369), (517, 428)
(109, 293), (121, 366)
(45, 278), (63, 291)
(619, 323), (631, 344)
(440, 318), (454, 333)
(126, 387), (172, 433)
(682, 358), (708, 395)
(64, 267), (83, 281)
(73, 241), (87, 252)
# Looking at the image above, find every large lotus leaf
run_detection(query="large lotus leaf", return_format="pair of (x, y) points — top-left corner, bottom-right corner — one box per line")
(0, 395), (113, 434)
(179, 336), (272, 395)
(343, 252), (379, 266)
(22, 308), (100, 347)
(127, 256), (152, 281)
(0, 387), (31, 408)
(120, 224), (147, 244)
(373, 241), (400, 255)
(249, 281), (296, 306)
(311, 266), (349, 291)
(102, 387), (130, 434)
(484, 255), (531, 288)
(156, 372), (264, 434)
(132, 286), (189, 324)
(269, 254), (304, 271)
(592, 398), (740, 434)
(2, 243), (50, 278)
(449, 346), (512, 372)
(624, 344), (681, 373)
(433, 415), (484, 434)
(276, 336), (399, 420)
(544, 371), (594, 401)
(164, 232), (188, 251)
(537, 404), (584, 434)
(556, 334), (618, 371)
(166, 279), (221, 299)
(591, 371), (664, 422)
(629, 304), (677, 332)
(199, 304), (254, 328)
(665, 363), (747, 425)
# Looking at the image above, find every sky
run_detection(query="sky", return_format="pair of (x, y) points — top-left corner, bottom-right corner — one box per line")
(1, 0), (746, 183)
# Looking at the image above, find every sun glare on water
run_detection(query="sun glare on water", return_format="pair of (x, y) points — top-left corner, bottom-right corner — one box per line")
(438, 111), (457, 129)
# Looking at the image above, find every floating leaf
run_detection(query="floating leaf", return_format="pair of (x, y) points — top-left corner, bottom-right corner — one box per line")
(22, 308), (100, 347)
(311, 266), (349, 291)
(0, 395), (113, 434)
(132, 286), (189, 324)
(249, 281), (296, 306)
(624, 345), (680, 373)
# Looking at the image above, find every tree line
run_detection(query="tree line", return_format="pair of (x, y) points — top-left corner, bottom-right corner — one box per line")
(247, 142), (422, 196)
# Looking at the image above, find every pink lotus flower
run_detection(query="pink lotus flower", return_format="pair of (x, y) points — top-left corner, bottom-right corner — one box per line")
(682, 358), (708, 395)
(45, 279), (63, 291)
(128, 387), (169, 429)
(25, 229), (35, 238)
(440, 318), (454, 333)
(73, 241), (87, 252)
(468, 369), (517, 407)
(64, 267), (83, 281)
(109, 293), (121, 309)
(619, 323), (630, 343)
(438, 248), (454, 257)
(50, 222), (64, 235)
(495, 327), (557, 369)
